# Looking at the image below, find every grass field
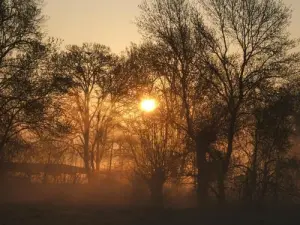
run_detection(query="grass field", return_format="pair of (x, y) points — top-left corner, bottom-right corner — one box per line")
(1, 204), (300, 225)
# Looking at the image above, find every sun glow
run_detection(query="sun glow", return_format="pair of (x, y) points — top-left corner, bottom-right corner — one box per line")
(140, 99), (157, 112)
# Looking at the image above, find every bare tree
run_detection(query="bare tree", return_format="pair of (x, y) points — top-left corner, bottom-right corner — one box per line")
(54, 43), (131, 182)
(0, 39), (63, 172)
(124, 103), (185, 208)
(242, 88), (297, 204)
(136, 0), (218, 207)
(0, 0), (46, 167)
(197, 0), (300, 203)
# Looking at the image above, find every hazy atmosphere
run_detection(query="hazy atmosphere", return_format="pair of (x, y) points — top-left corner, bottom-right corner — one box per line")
(2, 0), (300, 224)
(44, 0), (300, 53)
(44, 0), (142, 53)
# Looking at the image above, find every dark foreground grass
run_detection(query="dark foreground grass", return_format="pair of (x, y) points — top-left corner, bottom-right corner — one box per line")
(0, 203), (300, 225)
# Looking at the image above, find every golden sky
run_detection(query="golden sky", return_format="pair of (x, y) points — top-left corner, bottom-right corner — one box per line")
(44, 0), (300, 54)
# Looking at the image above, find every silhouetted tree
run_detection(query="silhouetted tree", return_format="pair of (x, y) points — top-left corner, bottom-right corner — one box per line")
(53, 43), (132, 182)
(136, 0), (218, 207)
(0, 0), (45, 167)
(197, 0), (300, 203)
(0, 39), (64, 175)
(125, 103), (185, 208)
(241, 87), (299, 204)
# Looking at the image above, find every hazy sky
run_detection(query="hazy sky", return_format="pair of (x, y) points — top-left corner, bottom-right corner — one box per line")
(44, 0), (300, 54)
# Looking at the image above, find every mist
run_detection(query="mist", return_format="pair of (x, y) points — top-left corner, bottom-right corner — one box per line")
(1, 0), (300, 224)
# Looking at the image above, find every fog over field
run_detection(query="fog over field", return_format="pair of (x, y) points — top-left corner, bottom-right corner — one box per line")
(1, 0), (300, 224)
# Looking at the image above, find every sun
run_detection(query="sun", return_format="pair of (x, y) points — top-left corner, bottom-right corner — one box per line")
(140, 99), (157, 112)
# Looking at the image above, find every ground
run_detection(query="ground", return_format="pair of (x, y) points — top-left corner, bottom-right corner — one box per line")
(1, 204), (300, 225)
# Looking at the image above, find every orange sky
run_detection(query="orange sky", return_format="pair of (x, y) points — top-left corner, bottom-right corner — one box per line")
(43, 0), (300, 54)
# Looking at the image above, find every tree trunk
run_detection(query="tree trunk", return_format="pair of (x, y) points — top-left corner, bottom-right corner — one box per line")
(149, 179), (164, 208)
(248, 129), (259, 203)
(260, 162), (269, 203)
(0, 145), (6, 183)
(273, 161), (280, 204)
(219, 114), (236, 204)
(96, 138), (100, 171)
(148, 168), (166, 208)
(195, 139), (209, 208)
(83, 130), (91, 182)
(108, 146), (113, 172)
(0, 156), (4, 184)
(83, 93), (91, 182)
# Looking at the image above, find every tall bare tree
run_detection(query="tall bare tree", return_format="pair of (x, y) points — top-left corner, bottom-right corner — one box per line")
(54, 43), (131, 182)
(198, 0), (300, 203)
(0, 0), (46, 166)
(136, 0), (217, 207)
(124, 100), (185, 208)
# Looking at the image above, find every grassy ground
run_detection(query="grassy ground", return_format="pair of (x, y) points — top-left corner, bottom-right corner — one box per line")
(1, 204), (300, 225)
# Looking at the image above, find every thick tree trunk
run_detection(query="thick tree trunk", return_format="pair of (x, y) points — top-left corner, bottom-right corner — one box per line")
(218, 115), (236, 204)
(194, 127), (219, 208)
(195, 139), (210, 208)
(148, 170), (165, 208)
(149, 179), (164, 208)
